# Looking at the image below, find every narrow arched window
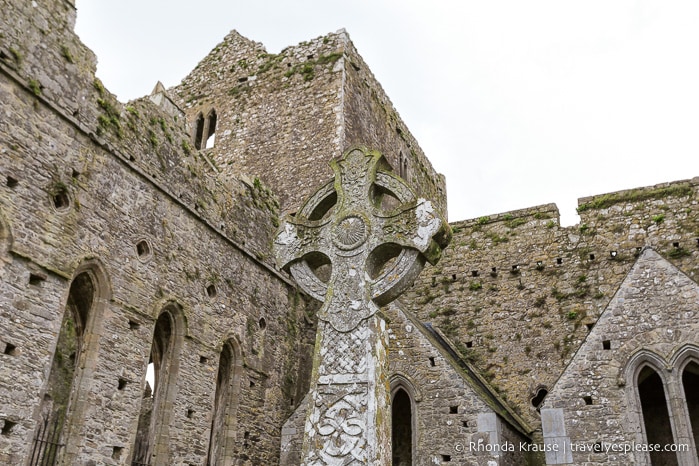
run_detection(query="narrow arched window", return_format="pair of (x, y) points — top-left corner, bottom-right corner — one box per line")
(392, 388), (413, 466)
(31, 271), (98, 465)
(132, 306), (184, 466)
(205, 110), (217, 149)
(683, 361), (699, 458)
(638, 366), (679, 465)
(194, 113), (205, 150)
(206, 340), (241, 465)
(396, 151), (409, 180)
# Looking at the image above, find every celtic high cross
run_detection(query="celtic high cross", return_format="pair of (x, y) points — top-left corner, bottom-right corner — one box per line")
(275, 147), (450, 465)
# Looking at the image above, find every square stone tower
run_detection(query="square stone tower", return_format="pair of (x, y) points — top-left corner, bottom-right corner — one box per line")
(170, 30), (447, 218)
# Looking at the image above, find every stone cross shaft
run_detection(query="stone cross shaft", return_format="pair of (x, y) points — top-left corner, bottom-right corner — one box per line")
(275, 147), (449, 465)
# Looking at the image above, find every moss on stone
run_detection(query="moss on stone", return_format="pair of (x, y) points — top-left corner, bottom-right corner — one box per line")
(578, 183), (693, 212)
(28, 79), (41, 96)
(8, 46), (21, 62)
(61, 45), (74, 63)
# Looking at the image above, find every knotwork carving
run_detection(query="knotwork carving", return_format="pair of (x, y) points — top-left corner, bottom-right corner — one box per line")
(308, 384), (368, 465)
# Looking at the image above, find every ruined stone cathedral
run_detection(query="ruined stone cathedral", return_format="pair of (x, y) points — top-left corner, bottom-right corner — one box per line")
(2, 0), (699, 465)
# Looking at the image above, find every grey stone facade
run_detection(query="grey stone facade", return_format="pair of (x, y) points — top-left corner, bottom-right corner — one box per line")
(1, 0), (698, 465)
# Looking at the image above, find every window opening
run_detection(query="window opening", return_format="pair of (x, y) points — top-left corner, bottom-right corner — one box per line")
(638, 366), (678, 465)
(392, 389), (412, 466)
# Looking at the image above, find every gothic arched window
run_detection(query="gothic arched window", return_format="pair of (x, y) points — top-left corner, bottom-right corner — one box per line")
(392, 388), (413, 466)
(193, 110), (217, 150)
(132, 304), (185, 466)
(637, 365), (678, 465)
(30, 264), (108, 465)
(206, 339), (242, 466)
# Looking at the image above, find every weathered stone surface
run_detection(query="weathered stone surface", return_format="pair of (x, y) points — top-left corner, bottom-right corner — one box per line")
(542, 249), (699, 465)
(171, 30), (447, 220)
(274, 147), (449, 464)
(0, 1), (312, 464)
(404, 181), (699, 432)
(2, 0), (699, 464)
(384, 301), (532, 465)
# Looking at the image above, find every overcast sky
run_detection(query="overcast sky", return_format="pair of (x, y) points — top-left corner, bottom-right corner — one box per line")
(74, 1), (699, 226)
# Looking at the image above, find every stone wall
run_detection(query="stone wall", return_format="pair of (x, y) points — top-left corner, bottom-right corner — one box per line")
(403, 178), (699, 432)
(278, 301), (534, 466)
(0, 0), (315, 464)
(2, 0), (699, 464)
(542, 249), (699, 465)
(171, 30), (447, 219)
(385, 302), (532, 465)
(340, 37), (448, 219)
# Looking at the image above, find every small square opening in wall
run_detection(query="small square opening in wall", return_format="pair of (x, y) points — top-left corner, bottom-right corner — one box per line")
(111, 446), (123, 460)
(3, 343), (16, 356)
(206, 284), (217, 298)
(602, 340), (611, 350)
(673, 242), (680, 248)
(29, 273), (46, 286)
(441, 454), (452, 462)
(451, 274), (457, 282)
(461, 420), (469, 428)
(586, 323), (594, 331)
(449, 406), (458, 414)
(128, 320), (140, 330)
(200, 355), (208, 364)
(589, 254), (595, 260)
(250, 380), (255, 388)
(186, 409), (195, 419)
(556, 257), (563, 265)
(465, 341), (473, 348)
(583, 396), (593, 405)
(1, 420), (16, 436)
(117, 378), (127, 390)
(471, 270), (479, 277)
(429, 357), (436, 367)
(6, 176), (18, 188)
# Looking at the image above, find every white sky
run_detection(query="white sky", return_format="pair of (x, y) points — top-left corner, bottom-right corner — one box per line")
(74, 1), (699, 226)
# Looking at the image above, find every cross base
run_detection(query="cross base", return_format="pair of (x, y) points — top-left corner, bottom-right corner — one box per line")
(301, 316), (391, 465)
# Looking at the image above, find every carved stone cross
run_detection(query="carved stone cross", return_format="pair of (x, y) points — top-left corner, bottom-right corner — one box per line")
(275, 147), (450, 465)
